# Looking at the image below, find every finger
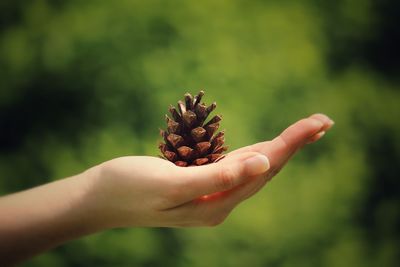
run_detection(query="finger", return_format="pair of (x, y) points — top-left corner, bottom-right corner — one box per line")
(273, 117), (323, 151)
(173, 152), (270, 203)
(194, 116), (328, 218)
(308, 113), (334, 131)
(227, 113), (333, 157)
(251, 117), (323, 170)
(305, 114), (334, 144)
(225, 116), (334, 205)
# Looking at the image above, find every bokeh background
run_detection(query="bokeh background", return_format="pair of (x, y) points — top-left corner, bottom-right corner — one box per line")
(1, 0), (399, 266)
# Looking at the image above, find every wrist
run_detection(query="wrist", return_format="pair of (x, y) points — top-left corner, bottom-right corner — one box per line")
(68, 164), (111, 233)
(75, 162), (128, 230)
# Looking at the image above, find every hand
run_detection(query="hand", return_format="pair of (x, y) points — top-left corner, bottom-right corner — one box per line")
(82, 113), (334, 228)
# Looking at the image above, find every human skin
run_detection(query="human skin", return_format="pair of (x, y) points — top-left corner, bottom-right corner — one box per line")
(0, 113), (334, 266)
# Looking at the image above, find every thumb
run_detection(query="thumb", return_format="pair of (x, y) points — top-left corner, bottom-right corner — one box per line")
(175, 152), (270, 201)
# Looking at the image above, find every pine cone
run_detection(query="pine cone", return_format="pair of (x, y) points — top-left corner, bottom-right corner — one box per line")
(159, 91), (227, 167)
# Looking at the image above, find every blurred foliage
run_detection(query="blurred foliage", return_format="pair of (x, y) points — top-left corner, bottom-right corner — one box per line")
(0, 0), (399, 266)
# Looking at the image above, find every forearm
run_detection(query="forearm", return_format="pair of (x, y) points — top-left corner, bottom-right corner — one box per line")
(0, 169), (100, 266)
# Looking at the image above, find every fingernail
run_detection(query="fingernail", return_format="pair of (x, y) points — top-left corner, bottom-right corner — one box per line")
(328, 119), (335, 126)
(244, 155), (270, 176)
(316, 131), (326, 138)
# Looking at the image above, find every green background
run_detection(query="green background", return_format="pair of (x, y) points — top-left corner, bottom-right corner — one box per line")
(1, 0), (399, 266)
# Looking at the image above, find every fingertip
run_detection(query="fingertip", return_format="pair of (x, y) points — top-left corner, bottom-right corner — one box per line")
(309, 113), (334, 131)
(327, 118), (335, 129)
(309, 113), (330, 121)
(301, 117), (324, 137)
(309, 117), (324, 129)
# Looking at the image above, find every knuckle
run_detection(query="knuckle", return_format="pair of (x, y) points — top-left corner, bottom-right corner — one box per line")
(299, 118), (310, 124)
(216, 166), (237, 191)
(159, 181), (185, 207)
(165, 188), (181, 203)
